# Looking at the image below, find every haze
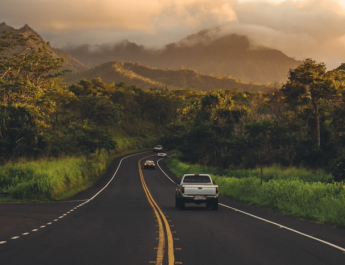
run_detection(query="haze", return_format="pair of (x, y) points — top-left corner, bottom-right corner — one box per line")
(1, 0), (345, 68)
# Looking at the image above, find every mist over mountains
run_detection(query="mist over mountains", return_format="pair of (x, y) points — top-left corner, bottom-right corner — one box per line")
(63, 30), (300, 84)
(1, 22), (300, 87)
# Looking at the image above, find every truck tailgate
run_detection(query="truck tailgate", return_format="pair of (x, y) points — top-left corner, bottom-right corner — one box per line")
(184, 185), (216, 195)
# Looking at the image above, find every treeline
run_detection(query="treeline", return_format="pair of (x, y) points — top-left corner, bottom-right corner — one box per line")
(161, 59), (345, 182)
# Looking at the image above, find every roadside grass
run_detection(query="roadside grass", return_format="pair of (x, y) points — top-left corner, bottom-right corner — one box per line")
(52, 147), (151, 201)
(221, 166), (333, 183)
(0, 135), (156, 202)
(166, 157), (345, 228)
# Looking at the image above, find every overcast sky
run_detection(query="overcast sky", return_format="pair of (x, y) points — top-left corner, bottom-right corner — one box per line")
(1, 0), (345, 68)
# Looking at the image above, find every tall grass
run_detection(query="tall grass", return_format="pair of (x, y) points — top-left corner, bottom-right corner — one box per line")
(166, 157), (345, 228)
(0, 150), (109, 201)
(0, 135), (156, 202)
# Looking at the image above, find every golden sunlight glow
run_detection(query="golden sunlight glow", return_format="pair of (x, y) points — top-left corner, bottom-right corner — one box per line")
(1, 0), (345, 67)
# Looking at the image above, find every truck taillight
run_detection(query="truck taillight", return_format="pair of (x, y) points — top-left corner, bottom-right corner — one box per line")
(216, 187), (219, 194)
(181, 187), (185, 193)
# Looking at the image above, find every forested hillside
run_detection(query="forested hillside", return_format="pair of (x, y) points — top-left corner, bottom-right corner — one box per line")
(63, 61), (274, 92)
(0, 31), (189, 164)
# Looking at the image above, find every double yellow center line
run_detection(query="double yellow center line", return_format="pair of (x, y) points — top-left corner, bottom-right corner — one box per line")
(138, 156), (175, 265)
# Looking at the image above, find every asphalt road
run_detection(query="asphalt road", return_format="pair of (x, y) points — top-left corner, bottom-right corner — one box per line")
(0, 151), (345, 265)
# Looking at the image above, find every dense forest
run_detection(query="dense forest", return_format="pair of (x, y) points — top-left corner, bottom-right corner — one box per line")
(161, 60), (345, 182)
(1, 31), (345, 183)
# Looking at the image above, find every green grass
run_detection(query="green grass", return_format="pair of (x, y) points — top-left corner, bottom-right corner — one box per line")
(0, 135), (156, 202)
(222, 166), (333, 183)
(166, 156), (345, 228)
(0, 150), (109, 201)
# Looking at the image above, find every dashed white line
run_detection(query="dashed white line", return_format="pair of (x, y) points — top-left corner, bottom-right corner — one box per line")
(40, 225), (46, 228)
(47, 222), (52, 225)
(32, 229), (38, 232)
(0, 241), (7, 244)
(53, 219), (58, 222)
(22, 232), (29, 236)
(11, 236), (20, 240)
(157, 156), (345, 253)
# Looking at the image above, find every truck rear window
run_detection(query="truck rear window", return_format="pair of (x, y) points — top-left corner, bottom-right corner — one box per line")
(183, 176), (211, 183)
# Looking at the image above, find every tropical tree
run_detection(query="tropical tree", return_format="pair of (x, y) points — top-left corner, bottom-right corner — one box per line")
(0, 31), (70, 161)
(281, 59), (336, 147)
(244, 120), (295, 184)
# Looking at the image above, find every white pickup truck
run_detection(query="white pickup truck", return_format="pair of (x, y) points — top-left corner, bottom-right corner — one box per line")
(175, 174), (219, 210)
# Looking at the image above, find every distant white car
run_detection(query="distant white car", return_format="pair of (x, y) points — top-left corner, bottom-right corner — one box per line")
(154, 145), (163, 152)
(157, 153), (168, 158)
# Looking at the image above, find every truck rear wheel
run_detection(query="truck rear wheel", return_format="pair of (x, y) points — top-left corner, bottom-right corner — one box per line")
(212, 199), (218, 211)
(178, 198), (185, 210)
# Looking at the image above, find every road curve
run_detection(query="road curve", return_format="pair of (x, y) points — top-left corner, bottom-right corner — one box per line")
(0, 151), (344, 265)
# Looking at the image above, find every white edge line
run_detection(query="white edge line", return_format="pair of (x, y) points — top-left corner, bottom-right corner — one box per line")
(156, 158), (176, 184)
(219, 203), (345, 252)
(157, 158), (345, 253)
(86, 151), (151, 203)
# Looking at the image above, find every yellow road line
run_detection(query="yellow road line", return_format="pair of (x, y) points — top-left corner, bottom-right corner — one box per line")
(138, 156), (175, 265)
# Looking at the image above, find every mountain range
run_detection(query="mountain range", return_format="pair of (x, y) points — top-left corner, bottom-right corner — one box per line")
(63, 29), (301, 84)
(1, 22), (301, 91)
(63, 61), (273, 92)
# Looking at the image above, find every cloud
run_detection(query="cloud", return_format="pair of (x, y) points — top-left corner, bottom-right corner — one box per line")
(0, 0), (237, 31)
(1, 0), (345, 68)
(227, 0), (345, 68)
(0, 0), (164, 31)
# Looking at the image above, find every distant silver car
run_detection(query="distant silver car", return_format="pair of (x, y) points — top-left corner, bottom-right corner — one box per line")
(157, 153), (168, 158)
(153, 145), (163, 152)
